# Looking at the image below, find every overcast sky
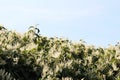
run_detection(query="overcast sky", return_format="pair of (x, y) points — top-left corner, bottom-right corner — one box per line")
(0, 0), (120, 47)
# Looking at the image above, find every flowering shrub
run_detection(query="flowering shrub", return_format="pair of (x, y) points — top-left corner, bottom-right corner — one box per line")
(0, 26), (120, 80)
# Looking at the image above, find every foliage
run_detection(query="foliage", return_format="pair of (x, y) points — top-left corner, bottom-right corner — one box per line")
(0, 69), (16, 80)
(0, 25), (120, 80)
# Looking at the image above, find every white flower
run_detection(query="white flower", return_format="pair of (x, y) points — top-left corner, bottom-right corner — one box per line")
(13, 57), (19, 64)
(112, 63), (119, 71)
(52, 52), (61, 58)
(26, 43), (37, 50)
(115, 50), (120, 59)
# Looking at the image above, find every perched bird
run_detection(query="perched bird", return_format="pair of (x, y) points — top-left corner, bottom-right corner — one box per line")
(0, 25), (7, 30)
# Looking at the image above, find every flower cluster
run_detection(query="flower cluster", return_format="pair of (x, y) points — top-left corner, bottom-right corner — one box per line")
(0, 26), (120, 80)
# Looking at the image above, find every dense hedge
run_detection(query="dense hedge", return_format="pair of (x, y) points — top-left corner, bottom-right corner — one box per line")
(0, 26), (120, 80)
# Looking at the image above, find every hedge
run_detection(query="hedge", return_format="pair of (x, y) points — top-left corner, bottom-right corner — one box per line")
(0, 26), (120, 80)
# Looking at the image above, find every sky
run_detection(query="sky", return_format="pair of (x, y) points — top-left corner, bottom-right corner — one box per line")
(0, 0), (120, 47)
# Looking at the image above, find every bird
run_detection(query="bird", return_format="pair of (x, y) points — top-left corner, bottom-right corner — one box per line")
(0, 25), (7, 30)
